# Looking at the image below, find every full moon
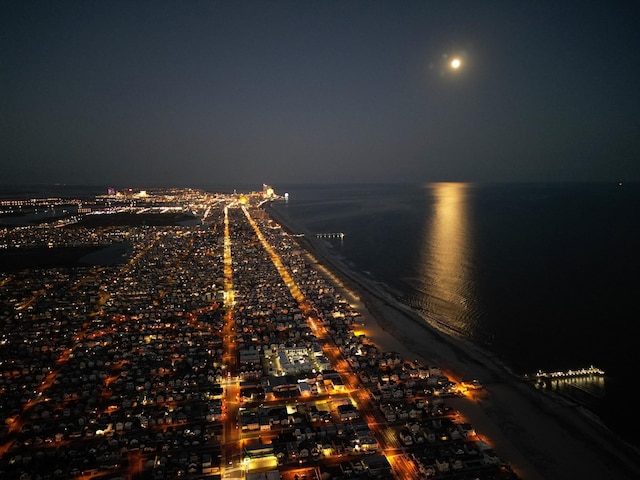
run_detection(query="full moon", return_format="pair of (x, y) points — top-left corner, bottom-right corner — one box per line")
(451, 58), (461, 69)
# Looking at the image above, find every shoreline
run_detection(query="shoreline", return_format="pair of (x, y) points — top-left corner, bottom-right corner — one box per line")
(265, 202), (640, 480)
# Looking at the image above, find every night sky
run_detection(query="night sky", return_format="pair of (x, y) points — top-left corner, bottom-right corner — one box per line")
(2, 1), (639, 186)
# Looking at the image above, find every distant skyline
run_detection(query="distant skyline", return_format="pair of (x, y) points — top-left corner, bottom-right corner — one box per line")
(2, 1), (639, 186)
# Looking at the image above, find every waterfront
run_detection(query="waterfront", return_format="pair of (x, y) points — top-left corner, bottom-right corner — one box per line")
(264, 188), (640, 480)
(1, 186), (527, 480)
(267, 182), (640, 445)
(1, 184), (640, 480)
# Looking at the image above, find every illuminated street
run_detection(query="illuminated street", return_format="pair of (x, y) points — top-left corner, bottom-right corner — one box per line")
(0, 187), (519, 480)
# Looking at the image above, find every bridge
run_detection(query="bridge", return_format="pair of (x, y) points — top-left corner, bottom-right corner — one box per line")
(316, 232), (345, 239)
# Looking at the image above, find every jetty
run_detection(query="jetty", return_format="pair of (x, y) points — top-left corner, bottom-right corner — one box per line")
(315, 232), (345, 239)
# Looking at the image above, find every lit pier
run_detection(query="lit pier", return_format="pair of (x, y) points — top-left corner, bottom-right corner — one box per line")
(533, 365), (605, 379)
(316, 232), (345, 239)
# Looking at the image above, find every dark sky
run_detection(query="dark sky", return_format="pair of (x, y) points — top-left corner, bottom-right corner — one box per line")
(2, 0), (639, 186)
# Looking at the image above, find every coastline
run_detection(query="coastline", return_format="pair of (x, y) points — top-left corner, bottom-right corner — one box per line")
(265, 202), (640, 480)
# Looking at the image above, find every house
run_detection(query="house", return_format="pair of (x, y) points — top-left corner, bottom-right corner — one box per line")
(337, 404), (359, 422)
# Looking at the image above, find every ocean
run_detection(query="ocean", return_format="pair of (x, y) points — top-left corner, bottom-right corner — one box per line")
(268, 182), (640, 446)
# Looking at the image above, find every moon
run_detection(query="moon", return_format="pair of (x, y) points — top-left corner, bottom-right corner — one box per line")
(451, 58), (461, 69)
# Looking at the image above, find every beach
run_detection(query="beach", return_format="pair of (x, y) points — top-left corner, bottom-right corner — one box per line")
(266, 203), (640, 480)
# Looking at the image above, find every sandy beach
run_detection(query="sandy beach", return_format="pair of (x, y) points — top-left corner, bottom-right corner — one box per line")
(266, 204), (640, 480)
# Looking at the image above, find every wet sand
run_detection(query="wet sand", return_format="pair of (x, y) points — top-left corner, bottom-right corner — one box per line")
(266, 204), (640, 480)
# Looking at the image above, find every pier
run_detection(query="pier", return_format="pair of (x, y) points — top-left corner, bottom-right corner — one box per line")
(533, 365), (605, 379)
(315, 232), (345, 239)
(529, 366), (607, 409)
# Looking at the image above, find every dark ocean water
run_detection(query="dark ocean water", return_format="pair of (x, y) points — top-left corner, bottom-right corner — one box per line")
(268, 182), (640, 444)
